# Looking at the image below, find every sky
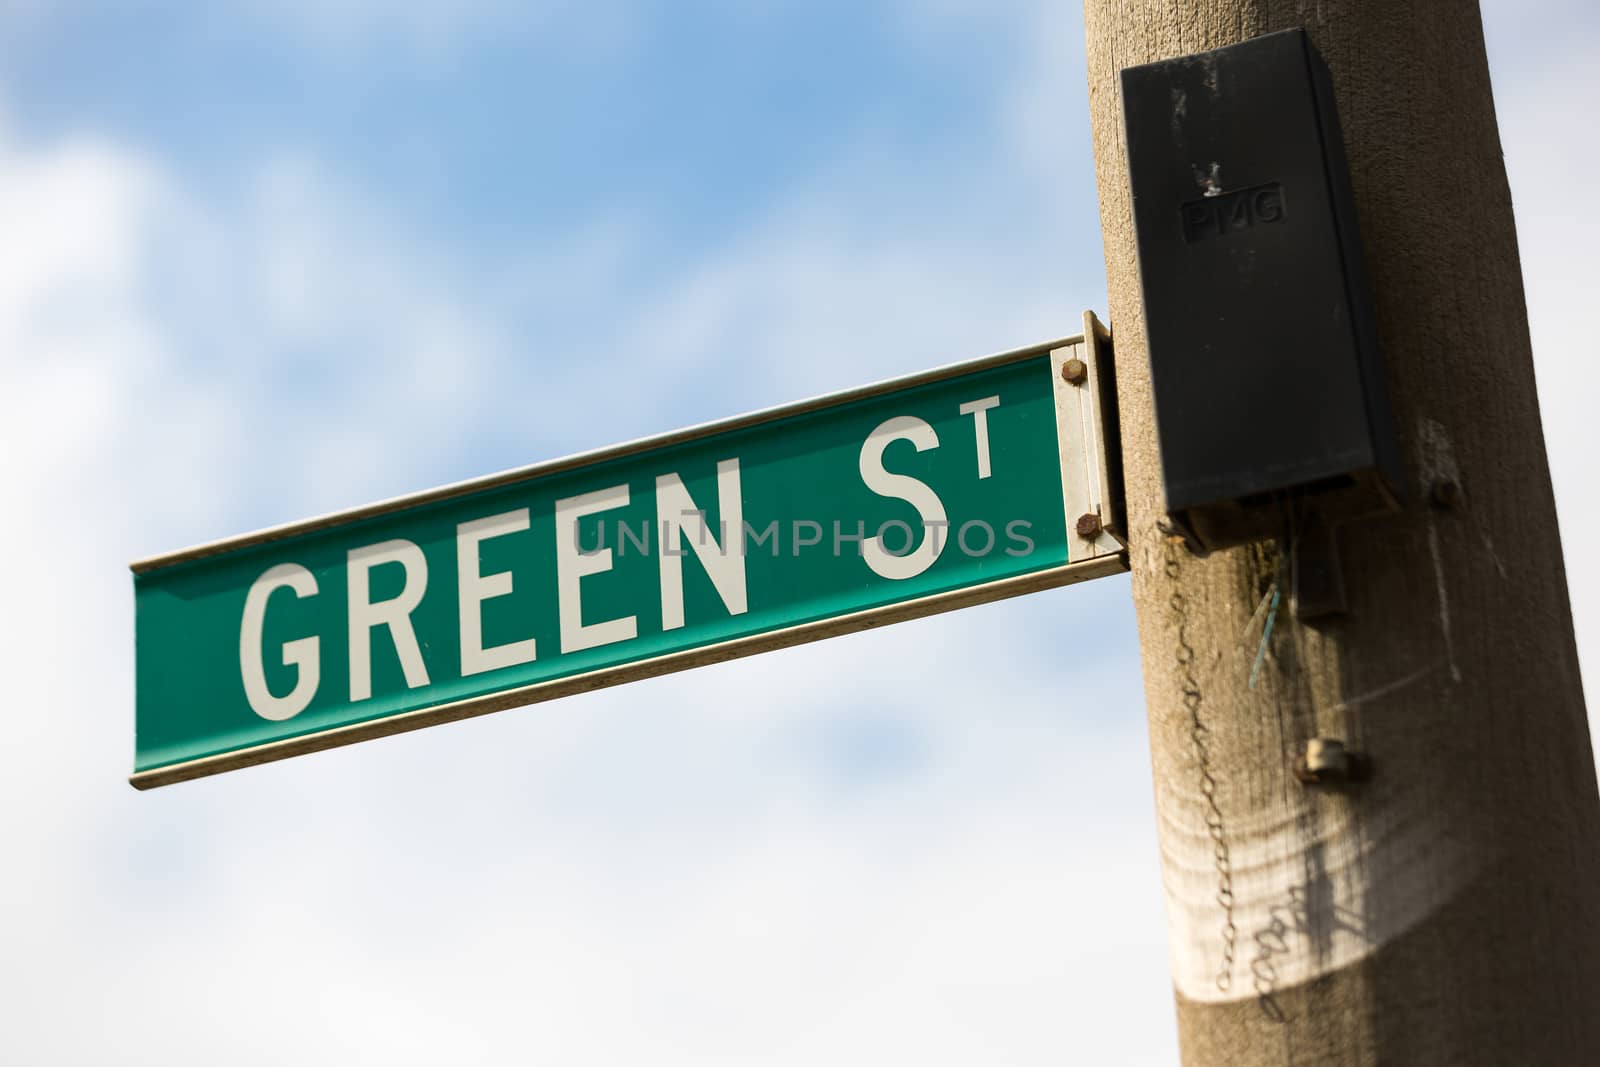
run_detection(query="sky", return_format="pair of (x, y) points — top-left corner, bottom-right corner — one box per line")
(1, 2), (1595, 1064)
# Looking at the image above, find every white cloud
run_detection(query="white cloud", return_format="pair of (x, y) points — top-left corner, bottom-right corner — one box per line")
(235, 0), (640, 70)
(11, 4), (1591, 1062)
(0, 54), (1170, 1067)
(0, 1), (638, 73)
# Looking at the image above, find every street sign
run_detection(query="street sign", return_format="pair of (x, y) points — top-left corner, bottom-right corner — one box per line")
(131, 312), (1125, 788)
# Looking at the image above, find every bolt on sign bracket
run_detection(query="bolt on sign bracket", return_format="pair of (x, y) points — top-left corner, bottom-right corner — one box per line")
(1052, 310), (1126, 561)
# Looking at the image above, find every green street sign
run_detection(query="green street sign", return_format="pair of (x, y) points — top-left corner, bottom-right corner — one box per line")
(131, 313), (1125, 788)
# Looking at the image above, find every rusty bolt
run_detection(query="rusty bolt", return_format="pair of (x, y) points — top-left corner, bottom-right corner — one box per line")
(1075, 512), (1103, 540)
(1060, 357), (1088, 386)
(1293, 738), (1372, 786)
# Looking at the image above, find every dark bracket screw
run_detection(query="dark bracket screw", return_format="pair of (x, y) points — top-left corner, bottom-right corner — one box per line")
(1076, 512), (1103, 540)
(1061, 358), (1088, 386)
(1427, 479), (1463, 512)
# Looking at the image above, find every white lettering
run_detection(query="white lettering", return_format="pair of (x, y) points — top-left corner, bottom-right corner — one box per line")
(859, 416), (948, 580)
(959, 395), (1001, 479)
(348, 540), (431, 701)
(240, 563), (320, 721)
(555, 485), (637, 653)
(657, 459), (748, 632)
(457, 509), (538, 676)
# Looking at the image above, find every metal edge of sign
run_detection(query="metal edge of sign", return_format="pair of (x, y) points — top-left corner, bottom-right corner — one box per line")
(1050, 328), (1123, 562)
(1083, 310), (1127, 546)
(128, 552), (1127, 789)
(1050, 340), (1094, 558)
(129, 331), (1090, 575)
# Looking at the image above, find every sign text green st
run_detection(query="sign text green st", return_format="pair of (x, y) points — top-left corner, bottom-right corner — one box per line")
(131, 314), (1123, 788)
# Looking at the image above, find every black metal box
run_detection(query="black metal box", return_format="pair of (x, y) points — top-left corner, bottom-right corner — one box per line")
(1121, 28), (1402, 552)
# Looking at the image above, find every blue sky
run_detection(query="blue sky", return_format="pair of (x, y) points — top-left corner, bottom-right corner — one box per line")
(1, 3), (1595, 1063)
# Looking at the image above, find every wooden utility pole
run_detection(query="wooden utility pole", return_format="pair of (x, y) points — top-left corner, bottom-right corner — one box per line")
(1083, 2), (1600, 1064)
